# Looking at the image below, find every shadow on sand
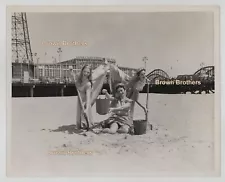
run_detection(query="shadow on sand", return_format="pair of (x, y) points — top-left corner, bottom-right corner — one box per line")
(46, 123), (104, 135)
(49, 124), (84, 134)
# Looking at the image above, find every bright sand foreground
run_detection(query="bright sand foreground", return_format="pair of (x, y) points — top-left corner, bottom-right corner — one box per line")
(8, 94), (218, 177)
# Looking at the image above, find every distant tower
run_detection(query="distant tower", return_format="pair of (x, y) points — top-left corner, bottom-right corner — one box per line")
(11, 12), (34, 80)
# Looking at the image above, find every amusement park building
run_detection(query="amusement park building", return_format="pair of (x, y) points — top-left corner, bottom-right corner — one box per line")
(12, 56), (138, 82)
(36, 57), (116, 80)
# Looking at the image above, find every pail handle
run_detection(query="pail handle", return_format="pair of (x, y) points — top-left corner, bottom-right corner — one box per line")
(97, 94), (107, 100)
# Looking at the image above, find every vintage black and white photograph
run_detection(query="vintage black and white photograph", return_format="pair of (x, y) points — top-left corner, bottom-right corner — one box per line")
(7, 6), (220, 177)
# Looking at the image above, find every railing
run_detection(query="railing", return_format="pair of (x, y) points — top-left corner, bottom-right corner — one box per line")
(12, 81), (215, 97)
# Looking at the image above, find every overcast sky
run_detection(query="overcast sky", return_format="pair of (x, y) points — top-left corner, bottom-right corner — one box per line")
(26, 12), (214, 77)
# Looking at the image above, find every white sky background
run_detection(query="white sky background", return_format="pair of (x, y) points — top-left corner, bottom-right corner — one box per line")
(26, 12), (213, 77)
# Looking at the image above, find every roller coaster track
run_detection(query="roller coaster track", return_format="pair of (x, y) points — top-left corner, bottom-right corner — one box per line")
(146, 69), (170, 83)
(193, 66), (214, 77)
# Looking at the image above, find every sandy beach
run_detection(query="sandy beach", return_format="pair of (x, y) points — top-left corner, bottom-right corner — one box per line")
(8, 94), (218, 177)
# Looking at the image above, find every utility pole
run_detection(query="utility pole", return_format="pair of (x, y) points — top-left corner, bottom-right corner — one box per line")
(57, 47), (62, 81)
(36, 57), (40, 79)
(52, 56), (57, 79)
(142, 56), (148, 70)
(33, 53), (37, 79)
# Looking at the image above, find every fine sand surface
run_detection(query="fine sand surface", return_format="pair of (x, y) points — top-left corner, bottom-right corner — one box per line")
(8, 94), (217, 177)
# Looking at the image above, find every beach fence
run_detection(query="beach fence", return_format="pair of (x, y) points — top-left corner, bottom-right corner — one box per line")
(12, 83), (111, 97)
(12, 82), (214, 97)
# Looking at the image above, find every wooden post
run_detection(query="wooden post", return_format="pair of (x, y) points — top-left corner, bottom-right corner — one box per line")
(30, 85), (35, 97)
(146, 81), (152, 130)
(61, 87), (64, 96)
(61, 85), (66, 96)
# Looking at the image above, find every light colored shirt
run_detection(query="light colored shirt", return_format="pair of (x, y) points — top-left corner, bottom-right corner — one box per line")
(110, 97), (132, 117)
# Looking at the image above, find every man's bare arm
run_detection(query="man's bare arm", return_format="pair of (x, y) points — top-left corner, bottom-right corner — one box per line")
(102, 89), (114, 101)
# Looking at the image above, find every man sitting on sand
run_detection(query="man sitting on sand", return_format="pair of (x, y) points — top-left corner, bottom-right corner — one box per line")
(101, 83), (133, 134)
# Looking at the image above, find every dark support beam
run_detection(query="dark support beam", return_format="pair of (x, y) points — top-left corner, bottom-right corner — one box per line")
(61, 85), (66, 96)
(30, 85), (35, 97)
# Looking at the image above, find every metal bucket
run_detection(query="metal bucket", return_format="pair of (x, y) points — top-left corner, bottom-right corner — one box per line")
(133, 120), (147, 135)
(96, 97), (110, 115)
